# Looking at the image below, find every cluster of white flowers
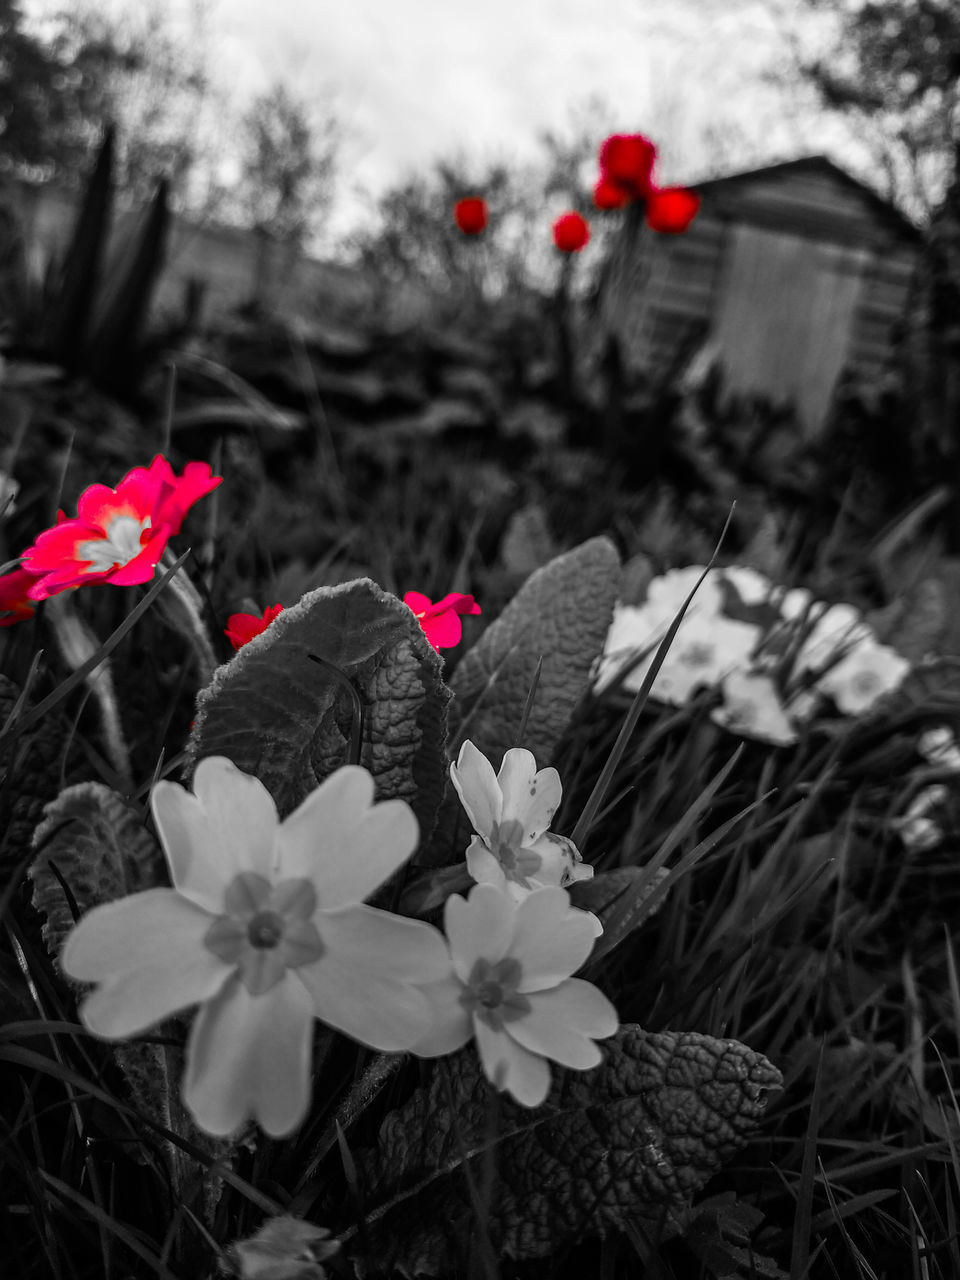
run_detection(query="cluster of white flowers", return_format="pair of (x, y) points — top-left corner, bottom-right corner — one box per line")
(892, 725), (960, 852)
(60, 745), (612, 1138)
(594, 564), (911, 746)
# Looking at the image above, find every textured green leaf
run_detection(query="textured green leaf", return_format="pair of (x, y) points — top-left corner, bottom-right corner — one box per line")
(353, 1025), (782, 1276)
(0, 674), (81, 890)
(188, 580), (450, 839)
(28, 782), (166, 969)
(420, 538), (620, 868)
(448, 536), (621, 766)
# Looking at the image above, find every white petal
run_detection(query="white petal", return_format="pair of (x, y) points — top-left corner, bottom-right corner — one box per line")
(444, 884), (515, 983)
(62, 886), (212, 980)
(63, 891), (232, 1038)
(406, 972), (473, 1057)
(497, 749), (561, 844)
(152, 757), (279, 911)
(450, 741), (502, 839)
(721, 566), (772, 605)
(182, 971), (315, 1138)
(298, 905), (449, 1050)
(465, 838), (508, 887)
(510, 889), (600, 992)
(474, 1015), (551, 1106)
(506, 979), (618, 1069)
(277, 767), (418, 906)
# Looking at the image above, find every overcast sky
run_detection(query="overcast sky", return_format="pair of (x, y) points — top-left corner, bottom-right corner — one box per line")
(25, 0), (869, 233)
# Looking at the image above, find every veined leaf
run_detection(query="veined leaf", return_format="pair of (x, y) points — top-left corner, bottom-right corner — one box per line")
(352, 1025), (782, 1276)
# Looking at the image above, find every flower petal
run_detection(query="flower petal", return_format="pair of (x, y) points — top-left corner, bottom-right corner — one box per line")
(445, 884), (516, 983)
(473, 1015), (551, 1106)
(420, 610), (463, 649)
(450, 740), (502, 840)
(497, 749), (561, 844)
(62, 890), (232, 1038)
(465, 837), (508, 888)
(277, 767), (418, 906)
(152, 758), (280, 910)
(506, 978), (618, 1069)
(182, 970), (315, 1138)
(298, 905), (449, 1050)
(407, 972), (473, 1057)
(511, 888), (601, 992)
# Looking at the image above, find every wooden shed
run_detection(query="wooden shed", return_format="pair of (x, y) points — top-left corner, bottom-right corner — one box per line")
(595, 155), (923, 434)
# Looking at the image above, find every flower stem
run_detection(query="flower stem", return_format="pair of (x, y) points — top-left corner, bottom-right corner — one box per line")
(158, 551), (218, 683)
(45, 592), (133, 790)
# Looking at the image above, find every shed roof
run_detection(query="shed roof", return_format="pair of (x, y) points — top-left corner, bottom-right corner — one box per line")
(686, 154), (923, 248)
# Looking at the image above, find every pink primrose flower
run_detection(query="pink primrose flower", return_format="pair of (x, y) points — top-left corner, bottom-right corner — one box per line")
(0, 566), (39, 626)
(225, 604), (284, 652)
(60, 757), (450, 1138)
(403, 590), (480, 651)
(409, 882), (618, 1107)
(20, 455), (221, 601)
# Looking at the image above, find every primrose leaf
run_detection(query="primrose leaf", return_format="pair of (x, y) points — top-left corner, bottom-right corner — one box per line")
(188, 579), (450, 842)
(352, 1025), (782, 1277)
(28, 782), (165, 968)
(448, 535), (621, 765)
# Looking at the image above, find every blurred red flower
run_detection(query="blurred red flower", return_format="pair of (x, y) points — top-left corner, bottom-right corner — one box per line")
(0, 566), (39, 626)
(21, 455), (221, 601)
(225, 603), (284, 652)
(593, 176), (632, 211)
(552, 211), (591, 253)
(453, 197), (488, 235)
(598, 134), (656, 198)
(404, 591), (480, 651)
(645, 186), (701, 233)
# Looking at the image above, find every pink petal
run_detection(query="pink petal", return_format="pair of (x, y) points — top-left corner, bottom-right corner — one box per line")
(406, 972), (473, 1057)
(276, 767), (418, 905)
(100, 528), (170, 585)
(450, 740), (502, 840)
(182, 970), (315, 1137)
(403, 591), (432, 615)
(511, 888), (601, 992)
(76, 477), (154, 530)
(506, 979), (618, 1069)
(155, 460), (221, 534)
(444, 884), (515, 983)
(473, 1015), (551, 1106)
(496, 749), (561, 843)
(421, 610), (463, 649)
(426, 592), (481, 618)
(298, 905), (448, 1050)
(151, 758), (280, 912)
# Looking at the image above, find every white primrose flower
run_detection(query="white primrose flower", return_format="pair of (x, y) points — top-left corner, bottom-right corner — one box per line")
(644, 565), (725, 618)
(409, 883), (618, 1107)
(814, 639), (910, 716)
(60, 757), (451, 1139)
(594, 600), (760, 702)
(792, 602), (873, 675)
(892, 784), (950, 853)
(719, 565), (774, 606)
(711, 670), (798, 747)
(918, 726), (960, 773)
(450, 740), (593, 902)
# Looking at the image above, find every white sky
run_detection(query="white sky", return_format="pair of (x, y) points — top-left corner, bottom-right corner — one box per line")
(24, 0), (875, 235)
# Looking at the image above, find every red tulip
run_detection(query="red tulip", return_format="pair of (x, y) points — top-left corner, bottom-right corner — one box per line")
(593, 176), (632, 211)
(598, 133), (656, 198)
(453, 197), (488, 235)
(645, 186), (700, 233)
(552, 211), (591, 253)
